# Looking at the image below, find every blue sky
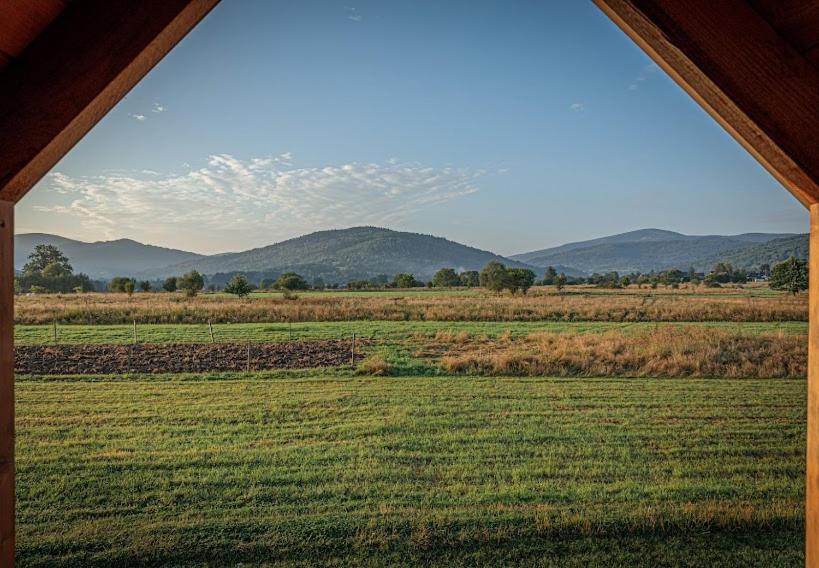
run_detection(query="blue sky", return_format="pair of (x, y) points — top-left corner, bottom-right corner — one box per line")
(16, 0), (807, 255)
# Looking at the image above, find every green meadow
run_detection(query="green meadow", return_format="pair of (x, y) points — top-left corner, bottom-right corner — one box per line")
(17, 375), (805, 567)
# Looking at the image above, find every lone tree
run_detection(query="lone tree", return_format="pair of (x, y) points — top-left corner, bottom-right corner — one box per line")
(769, 257), (808, 295)
(178, 270), (205, 297)
(16, 244), (93, 293)
(162, 277), (178, 292)
(224, 274), (253, 297)
(274, 272), (308, 291)
(543, 266), (558, 285)
(480, 261), (508, 293)
(139, 280), (152, 292)
(554, 273), (567, 293)
(432, 268), (461, 287)
(23, 244), (72, 274)
(506, 268), (536, 295)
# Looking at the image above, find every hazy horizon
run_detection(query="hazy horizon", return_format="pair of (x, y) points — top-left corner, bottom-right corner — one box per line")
(13, 225), (804, 259)
(15, 0), (807, 256)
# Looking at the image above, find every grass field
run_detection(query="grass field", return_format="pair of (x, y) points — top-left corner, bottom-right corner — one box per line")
(14, 286), (809, 565)
(17, 375), (805, 567)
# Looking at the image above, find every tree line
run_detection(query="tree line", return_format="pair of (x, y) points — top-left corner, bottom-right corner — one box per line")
(15, 245), (810, 296)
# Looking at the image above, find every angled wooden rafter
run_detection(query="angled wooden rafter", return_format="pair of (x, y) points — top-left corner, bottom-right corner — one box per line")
(0, 0), (220, 204)
(595, 0), (819, 209)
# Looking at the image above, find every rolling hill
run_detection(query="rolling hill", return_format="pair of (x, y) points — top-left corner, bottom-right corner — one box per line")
(14, 233), (204, 279)
(150, 226), (542, 283)
(16, 227), (808, 283)
(693, 234), (808, 271)
(511, 229), (800, 274)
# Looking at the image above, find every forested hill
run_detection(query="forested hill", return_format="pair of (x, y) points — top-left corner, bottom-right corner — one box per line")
(512, 229), (801, 274)
(148, 226), (541, 282)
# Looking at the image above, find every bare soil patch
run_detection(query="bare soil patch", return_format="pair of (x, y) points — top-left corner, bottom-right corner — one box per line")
(15, 340), (361, 375)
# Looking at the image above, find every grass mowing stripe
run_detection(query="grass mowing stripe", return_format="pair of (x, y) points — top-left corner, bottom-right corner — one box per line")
(16, 375), (804, 567)
(15, 320), (808, 345)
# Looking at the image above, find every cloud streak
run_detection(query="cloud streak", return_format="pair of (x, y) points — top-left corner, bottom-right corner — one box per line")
(37, 154), (482, 252)
(628, 63), (659, 91)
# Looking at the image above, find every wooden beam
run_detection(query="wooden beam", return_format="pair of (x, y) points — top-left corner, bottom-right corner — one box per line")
(594, 0), (819, 208)
(0, 0), (220, 204)
(810, 203), (819, 566)
(0, 201), (13, 567)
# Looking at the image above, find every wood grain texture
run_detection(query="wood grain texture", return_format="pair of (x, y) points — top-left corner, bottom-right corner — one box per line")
(0, 201), (13, 567)
(0, 0), (220, 203)
(594, 0), (819, 208)
(0, 0), (64, 58)
(810, 203), (819, 567)
(749, 0), (819, 54)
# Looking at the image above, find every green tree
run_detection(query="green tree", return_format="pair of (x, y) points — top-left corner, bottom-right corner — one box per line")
(432, 268), (461, 287)
(769, 256), (808, 295)
(480, 261), (508, 293)
(543, 266), (558, 285)
(109, 276), (136, 293)
(178, 270), (205, 297)
(459, 270), (480, 287)
(554, 273), (567, 293)
(22, 244), (72, 274)
(506, 268), (536, 295)
(224, 274), (253, 297)
(162, 277), (178, 292)
(139, 280), (152, 292)
(393, 273), (417, 288)
(620, 275), (631, 288)
(274, 272), (308, 291)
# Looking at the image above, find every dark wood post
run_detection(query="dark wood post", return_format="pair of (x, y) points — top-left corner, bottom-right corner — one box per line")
(0, 201), (14, 566)
(809, 204), (819, 565)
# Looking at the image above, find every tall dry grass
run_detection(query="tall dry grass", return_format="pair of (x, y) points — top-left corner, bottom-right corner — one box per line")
(439, 327), (805, 378)
(14, 290), (807, 324)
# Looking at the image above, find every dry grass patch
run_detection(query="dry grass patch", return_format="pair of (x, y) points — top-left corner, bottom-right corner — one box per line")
(356, 354), (393, 376)
(440, 326), (805, 378)
(15, 288), (807, 324)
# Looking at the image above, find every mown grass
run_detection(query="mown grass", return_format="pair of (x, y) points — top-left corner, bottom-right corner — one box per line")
(15, 320), (807, 346)
(17, 375), (804, 567)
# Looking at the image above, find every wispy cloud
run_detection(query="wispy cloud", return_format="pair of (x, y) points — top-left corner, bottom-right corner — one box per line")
(628, 63), (659, 91)
(152, 103), (166, 114)
(129, 113), (146, 122)
(345, 6), (362, 21)
(37, 154), (482, 251)
(570, 102), (585, 112)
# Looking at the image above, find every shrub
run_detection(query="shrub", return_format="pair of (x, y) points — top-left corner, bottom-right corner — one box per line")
(356, 355), (392, 376)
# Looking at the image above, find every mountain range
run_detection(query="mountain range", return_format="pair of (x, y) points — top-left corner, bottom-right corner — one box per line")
(13, 227), (808, 283)
(14, 233), (204, 279)
(511, 228), (804, 274)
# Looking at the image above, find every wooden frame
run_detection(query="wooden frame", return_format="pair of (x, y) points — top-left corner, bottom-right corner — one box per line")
(1, 0), (818, 565)
(0, 2), (219, 564)
(595, 2), (819, 563)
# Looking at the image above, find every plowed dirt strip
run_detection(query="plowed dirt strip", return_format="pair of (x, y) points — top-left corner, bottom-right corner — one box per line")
(15, 340), (360, 374)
